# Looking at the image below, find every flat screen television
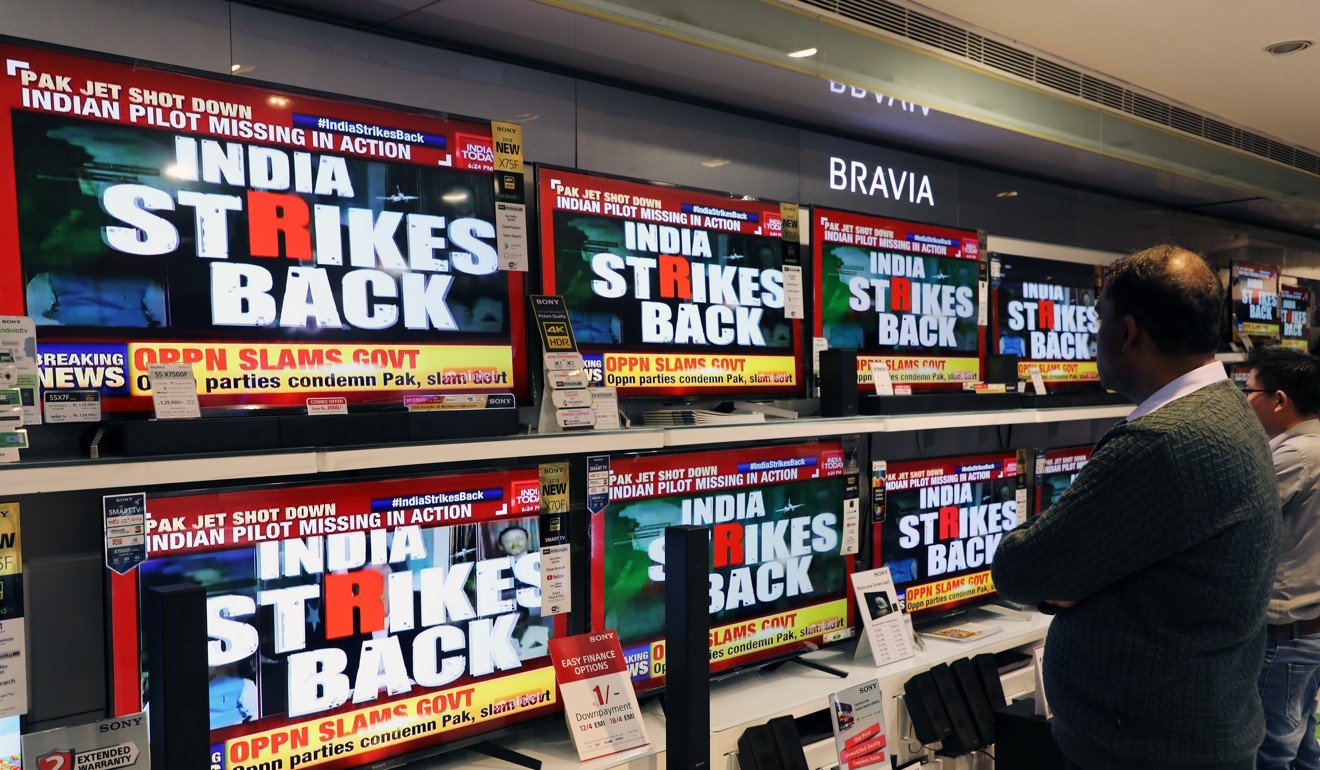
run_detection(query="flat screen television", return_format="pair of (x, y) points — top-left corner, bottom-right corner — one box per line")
(1280, 284), (1312, 352)
(873, 452), (1024, 618)
(108, 467), (560, 770)
(1033, 446), (1092, 515)
(1230, 261), (1281, 344)
(595, 441), (856, 692)
(991, 253), (1100, 388)
(536, 167), (802, 397)
(812, 207), (984, 390)
(0, 39), (525, 412)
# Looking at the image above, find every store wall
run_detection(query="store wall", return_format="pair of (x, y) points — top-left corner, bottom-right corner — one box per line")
(0, 0), (1295, 729)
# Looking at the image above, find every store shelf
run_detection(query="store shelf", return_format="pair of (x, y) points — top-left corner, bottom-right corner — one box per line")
(412, 707), (666, 770)
(315, 428), (666, 473)
(0, 404), (1129, 494)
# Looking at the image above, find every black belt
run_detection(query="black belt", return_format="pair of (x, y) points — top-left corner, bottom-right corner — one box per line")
(1267, 616), (1320, 639)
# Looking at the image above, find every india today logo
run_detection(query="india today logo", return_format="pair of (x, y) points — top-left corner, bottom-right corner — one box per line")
(454, 133), (494, 172)
(37, 750), (73, 770)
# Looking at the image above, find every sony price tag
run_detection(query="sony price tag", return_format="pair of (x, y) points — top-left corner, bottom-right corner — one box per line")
(841, 495), (860, 556)
(556, 407), (596, 429)
(589, 387), (621, 431)
(43, 390), (101, 423)
(1029, 366), (1048, 396)
(977, 278), (989, 326)
(1015, 486), (1029, 525)
(782, 264), (805, 319)
(549, 631), (650, 761)
(103, 493), (147, 575)
(305, 396), (348, 415)
(147, 363), (200, 420)
(586, 455), (611, 516)
(870, 361), (894, 396)
(552, 389), (594, 409)
(496, 200), (529, 272)
(23, 711), (150, 770)
(851, 567), (916, 666)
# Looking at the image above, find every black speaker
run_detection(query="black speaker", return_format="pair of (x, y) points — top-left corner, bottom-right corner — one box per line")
(952, 657), (996, 746)
(902, 671), (954, 746)
(737, 724), (785, 770)
(985, 354), (1019, 387)
(143, 583), (209, 770)
(818, 348), (859, 417)
(929, 662), (983, 755)
(666, 525), (710, 770)
(767, 716), (809, 770)
(973, 653), (1008, 709)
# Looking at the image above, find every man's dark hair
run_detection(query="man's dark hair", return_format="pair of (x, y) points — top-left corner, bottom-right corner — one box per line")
(1103, 245), (1224, 356)
(1247, 345), (1320, 416)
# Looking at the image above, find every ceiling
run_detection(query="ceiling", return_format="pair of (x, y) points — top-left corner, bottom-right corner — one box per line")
(248, 0), (1320, 242)
(909, 0), (1320, 153)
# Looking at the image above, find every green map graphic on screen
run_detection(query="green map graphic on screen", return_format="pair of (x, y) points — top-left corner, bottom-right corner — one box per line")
(602, 478), (847, 645)
(819, 244), (979, 353)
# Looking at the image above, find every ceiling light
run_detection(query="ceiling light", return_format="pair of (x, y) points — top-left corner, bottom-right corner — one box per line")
(267, 96), (289, 107)
(996, 190), (1019, 198)
(1266, 40), (1313, 55)
(701, 159), (731, 168)
(231, 63), (242, 72)
(512, 113), (539, 122)
(787, 47), (818, 58)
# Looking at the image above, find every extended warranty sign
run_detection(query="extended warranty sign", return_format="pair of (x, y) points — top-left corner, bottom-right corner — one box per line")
(24, 712), (149, 769)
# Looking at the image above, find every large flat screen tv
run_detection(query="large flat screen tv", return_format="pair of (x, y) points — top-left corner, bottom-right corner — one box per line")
(1033, 446), (1092, 516)
(595, 441), (856, 692)
(991, 253), (1100, 388)
(1280, 284), (1312, 352)
(812, 207), (984, 390)
(537, 167), (802, 397)
(108, 467), (560, 769)
(873, 452), (1024, 618)
(1230, 261), (1281, 344)
(0, 39), (525, 411)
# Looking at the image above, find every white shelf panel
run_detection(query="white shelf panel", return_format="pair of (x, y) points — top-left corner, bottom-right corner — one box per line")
(1, 404), (1129, 494)
(0, 451), (319, 496)
(315, 428), (665, 473)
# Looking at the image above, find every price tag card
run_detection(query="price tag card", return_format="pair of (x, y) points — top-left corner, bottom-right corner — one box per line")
(1029, 366), (1048, 396)
(782, 265), (805, 319)
(496, 200), (529, 272)
(551, 388), (594, 409)
(544, 351), (590, 388)
(103, 493), (146, 575)
(539, 463), (571, 616)
(851, 567), (916, 667)
(556, 406), (596, 429)
(830, 679), (889, 770)
(305, 396), (348, 415)
(587, 455), (611, 516)
(549, 631), (650, 761)
(870, 361), (894, 396)
(840, 496), (861, 555)
(590, 387), (622, 431)
(147, 363), (200, 420)
(43, 390), (101, 423)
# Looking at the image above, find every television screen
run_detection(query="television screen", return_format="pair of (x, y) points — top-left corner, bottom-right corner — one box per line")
(873, 452), (1023, 616)
(1033, 446), (1092, 515)
(1231, 262), (1281, 343)
(0, 40), (525, 412)
(812, 207), (984, 390)
(537, 167), (801, 397)
(108, 468), (560, 770)
(595, 441), (856, 691)
(1280, 285), (1311, 352)
(991, 254), (1100, 387)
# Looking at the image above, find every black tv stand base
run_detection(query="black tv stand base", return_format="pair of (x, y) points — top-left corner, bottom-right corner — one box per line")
(469, 741), (542, 770)
(765, 656), (849, 678)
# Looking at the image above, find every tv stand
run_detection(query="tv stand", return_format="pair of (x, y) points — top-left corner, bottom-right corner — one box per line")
(979, 602), (1033, 623)
(469, 741), (543, 770)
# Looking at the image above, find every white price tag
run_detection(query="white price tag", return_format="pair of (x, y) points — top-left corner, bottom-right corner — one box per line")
(496, 201), (529, 271)
(147, 363), (201, 420)
(589, 387), (621, 431)
(840, 496), (860, 555)
(1029, 365), (1048, 396)
(541, 543), (572, 615)
(556, 406), (596, 429)
(1015, 486), (1029, 525)
(544, 351), (589, 388)
(782, 265), (804, 319)
(870, 361), (894, 396)
(977, 279), (989, 326)
(551, 389), (593, 409)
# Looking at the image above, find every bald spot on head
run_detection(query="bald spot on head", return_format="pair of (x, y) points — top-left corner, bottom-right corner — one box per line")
(1103, 244), (1225, 357)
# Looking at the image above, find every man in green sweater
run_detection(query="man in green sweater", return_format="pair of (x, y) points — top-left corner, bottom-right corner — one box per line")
(992, 245), (1279, 770)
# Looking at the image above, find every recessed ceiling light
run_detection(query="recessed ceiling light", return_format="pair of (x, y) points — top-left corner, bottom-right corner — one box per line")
(1266, 40), (1313, 55)
(996, 190), (1019, 198)
(701, 159), (731, 168)
(230, 63), (242, 72)
(267, 95), (289, 107)
(787, 47), (818, 58)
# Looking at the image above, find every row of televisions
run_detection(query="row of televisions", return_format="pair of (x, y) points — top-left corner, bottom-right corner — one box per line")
(107, 440), (1091, 769)
(5, 38), (1311, 420)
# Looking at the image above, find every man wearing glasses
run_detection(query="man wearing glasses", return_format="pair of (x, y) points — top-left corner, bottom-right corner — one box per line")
(1244, 346), (1320, 770)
